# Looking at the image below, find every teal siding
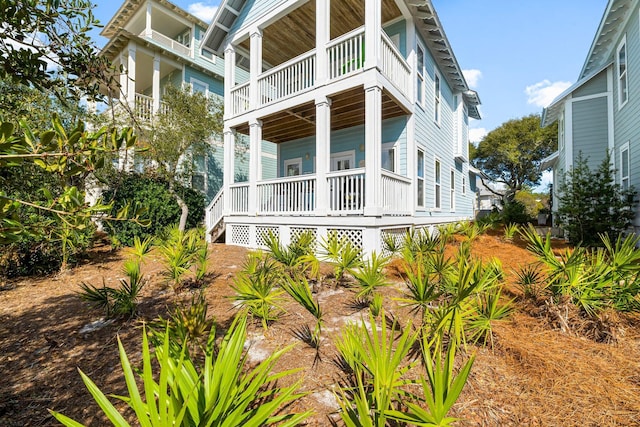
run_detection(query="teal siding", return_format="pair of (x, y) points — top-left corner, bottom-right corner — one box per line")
(184, 66), (224, 97)
(572, 97), (609, 169)
(383, 19), (407, 58)
(261, 140), (277, 179)
(230, 0), (287, 34)
(574, 69), (607, 97)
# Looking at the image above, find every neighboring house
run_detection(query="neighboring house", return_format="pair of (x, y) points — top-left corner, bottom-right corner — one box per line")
(202, 0), (481, 255)
(98, 0), (245, 203)
(469, 166), (504, 217)
(541, 0), (639, 228)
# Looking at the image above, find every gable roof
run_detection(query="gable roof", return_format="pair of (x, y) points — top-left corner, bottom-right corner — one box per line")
(202, 0), (481, 119)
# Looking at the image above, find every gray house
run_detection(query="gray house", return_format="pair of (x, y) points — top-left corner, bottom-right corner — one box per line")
(542, 0), (638, 228)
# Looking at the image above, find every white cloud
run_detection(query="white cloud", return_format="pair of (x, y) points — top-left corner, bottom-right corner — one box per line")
(462, 69), (482, 89)
(469, 127), (488, 144)
(534, 170), (553, 193)
(188, 3), (219, 22)
(525, 79), (572, 108)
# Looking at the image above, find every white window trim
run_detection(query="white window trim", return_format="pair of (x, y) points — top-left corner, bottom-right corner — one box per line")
(200, 47), (218, 64)
(434, 157), (441, 211)
(559, 109), (565, 150)
(190, 77), (209, 97)
(616, 35), (628, 110)
(620, 141), (630, 189)
(450, 168), (456, 211)
(284, 157), (302, 176)
(330, 150), (356, 171)
(382, 141), (398, 173)
(434, 70), (442, 126)
(416, 41), (426, 108)
(417, 148), (425, 209)
(462, 175), (466, 195)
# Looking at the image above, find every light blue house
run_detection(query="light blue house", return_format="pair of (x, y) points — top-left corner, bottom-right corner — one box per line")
(542, 0), (639, 228)
(201, 0), (482, 254)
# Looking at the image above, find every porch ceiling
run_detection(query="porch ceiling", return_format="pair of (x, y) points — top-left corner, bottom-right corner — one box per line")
(235, 86), (408, 143)
(238, 0), (402, 68)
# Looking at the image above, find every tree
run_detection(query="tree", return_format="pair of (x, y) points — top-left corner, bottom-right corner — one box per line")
(472, 114), (557, 200)
(0, 0), (116, 101)
(140, 85), (223, 231)
(557, 152), (637, 246)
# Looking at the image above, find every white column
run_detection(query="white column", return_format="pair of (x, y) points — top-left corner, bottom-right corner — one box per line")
(406, 19), (416, 104)
(316, 0), (330, 85)
(152, 54), (161, 113)
(249, 28), (262, 110)
(406, 113), (416, 213)
(224, 45), (236, 119)
(248, 119), (262, 215)
(127, 43), (137, 104)
(223, 129), (236, 214)
(119, 52), (128, 103)
(364, 0), (381, 70)
(364, 84), (382, 216)
(145, 1), (152, 37)
(315, 96), (331, 215)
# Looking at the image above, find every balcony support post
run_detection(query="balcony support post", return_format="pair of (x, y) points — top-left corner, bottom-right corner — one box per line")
(152, 54), (161, 114)
(224, 45), (236, 120)
(364, 83), (382, 216)
(248, 119), (262, 215)
(315, 96), (331, 215)
(316, 0), (330, 85)
(223, 129), (236, 215)
(145, 0), (152, 38)
(127, 43), (136, 105)
(364, 0), (381, 70)
(249, 29), (262, 110)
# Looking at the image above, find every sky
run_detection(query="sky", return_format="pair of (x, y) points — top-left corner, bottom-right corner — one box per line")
(90, 0), (609, 189)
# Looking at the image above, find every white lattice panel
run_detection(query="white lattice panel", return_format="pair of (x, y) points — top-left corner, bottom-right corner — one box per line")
(256, 226), (279, 247)
(328, 228), (363, 251)
(231, 225), (250, 246)
(291, 227), (317, 250)
(380, 227), (409, 257)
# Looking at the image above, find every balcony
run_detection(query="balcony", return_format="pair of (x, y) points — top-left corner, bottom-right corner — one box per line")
(140, 29), (191, 57)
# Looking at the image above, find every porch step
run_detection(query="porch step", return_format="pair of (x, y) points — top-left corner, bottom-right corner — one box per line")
(209, 218), (225, 243)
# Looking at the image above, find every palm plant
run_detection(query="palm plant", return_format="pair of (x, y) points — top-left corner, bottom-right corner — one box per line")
(514, 264), (545, 299)
(351, 251), (390, 299)
(466, 286), (513, 347)
(397, 262), (442, 324)
(503, 223), (519, 241)
(282, 273), (323, 348)
(126, 235), (154, 263)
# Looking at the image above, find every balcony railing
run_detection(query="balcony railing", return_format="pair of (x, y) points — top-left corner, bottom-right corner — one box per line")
(230, 82), (250, 116)
(327, 168), (365, 214)
(258, 175), (316, 214)
(327, 27), (365, 80)
(134, 93), (153, 122)
(381, 170), (412, 216)
(141, 30), (191, 57)
(380, 32), (411, 96)
(259, 51), (316, 106)
(230, 183), (249, 213)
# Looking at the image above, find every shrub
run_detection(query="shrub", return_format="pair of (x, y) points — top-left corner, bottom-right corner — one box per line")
(103, 172), (204, 247)
(557, 152), (637, 246)
(500, 199), (531, 224)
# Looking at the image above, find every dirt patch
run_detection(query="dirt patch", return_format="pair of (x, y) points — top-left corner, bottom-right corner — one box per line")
(1, 233), (639, 426)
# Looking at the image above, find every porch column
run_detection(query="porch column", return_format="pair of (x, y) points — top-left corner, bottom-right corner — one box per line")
(316, 0), (330, 85)
(364, 0), (381, 70)
(152, 54), (161, 113)
(249, 28), (262, 110)
(364, 83), (382, 216)
(127, 43), (136, 105)
(223, 129), (236, 214)
(224, 45), (236, 119)
(119, 52), (128, 103)
(315, 96), (331, 215)
(145, 1), (152, 38)
(248, 119), (262, 215)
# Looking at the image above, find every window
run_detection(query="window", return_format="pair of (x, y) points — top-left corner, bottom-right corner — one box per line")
(417, 149), (425, 208)
(559, 109), (565, 150)
(462, 175), (466, 195)
(450, 169), (455, 211)
(201, 48), (217, 63)
(191, 154), (206, 193)
(416, 43), (425, 106)
(434, 72), (441, 124)
(190, 77), (208, 95)
(382, 142), (397, 172)
(617, 36), (628, 108)
(331, 150), (355, 171)
(284, 158), (302, 176)
(621, 142), (630, 189)
(434, 158), (441, 209)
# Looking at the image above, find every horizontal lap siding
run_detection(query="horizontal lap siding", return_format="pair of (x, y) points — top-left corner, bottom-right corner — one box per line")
(230, 0), (287, 34)
(572, 97), (609, 169)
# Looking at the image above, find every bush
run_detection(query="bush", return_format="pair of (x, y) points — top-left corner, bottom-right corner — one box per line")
(500, 199), (531, 224)
(557, 153), (637, 246)
(103, 172), (205, 247)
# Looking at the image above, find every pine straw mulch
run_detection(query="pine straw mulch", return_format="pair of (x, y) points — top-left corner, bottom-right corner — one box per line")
(1, 231), (640, 426)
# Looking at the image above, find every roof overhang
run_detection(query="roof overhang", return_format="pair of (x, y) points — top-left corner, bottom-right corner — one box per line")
(101, 0), (208, 39)
(579, 0), (634, 79)
(541, 60), (612, 127)
(202, 0), (247, 54)
(540, 151), (559, 171)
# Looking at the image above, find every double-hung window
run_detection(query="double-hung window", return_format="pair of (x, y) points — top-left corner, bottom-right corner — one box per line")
(450, 169), (455, 211)
(417, 149), (425, 208)
(416, 44), (425, 106)
(621, 142), (630, 189)
(617, 36), (628, 108)
(434, 158), (441, 210)
(434, 72), (441, 125)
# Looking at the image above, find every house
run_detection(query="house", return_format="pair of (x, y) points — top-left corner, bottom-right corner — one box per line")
(541, 0), (639, 228)
(98, 0), (247, 203)
(469, 166), (504, 217)
(201, 0), (482, 255)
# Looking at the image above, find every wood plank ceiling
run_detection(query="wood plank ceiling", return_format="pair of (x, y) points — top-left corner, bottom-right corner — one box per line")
(235, 87), (408, 143)
(239, 0), (402, 68)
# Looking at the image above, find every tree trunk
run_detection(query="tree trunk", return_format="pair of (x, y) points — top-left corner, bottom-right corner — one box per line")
(169, 181), (189, 232)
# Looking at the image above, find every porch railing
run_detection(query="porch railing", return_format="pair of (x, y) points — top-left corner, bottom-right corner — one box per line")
(380, 32), (411, 98)
(327, 26), (365, 80)
(327, 168), (365, 214)
(230, 183), (249, 213)
(259, 51), (316, 106)
(381, 170), (412, 216)
(134, 93), (153, 122)
(142, 30), (191, 57)
(230, 82), (250, 116)
(205, 188), (225, 231)
(258, 175), (316, 214)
